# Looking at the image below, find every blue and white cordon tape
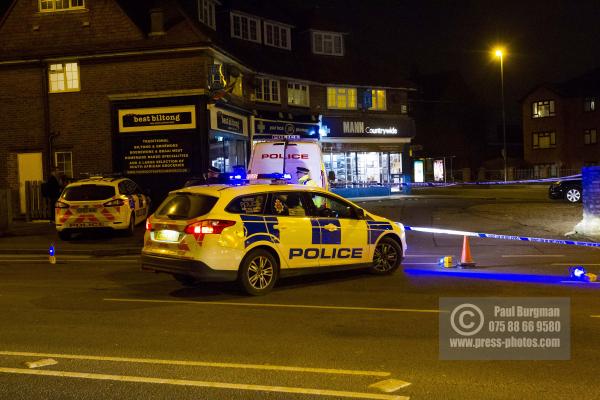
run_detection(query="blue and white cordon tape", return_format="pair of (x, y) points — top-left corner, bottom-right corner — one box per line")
(401, 174), (581, 188)
(404, 226), (600, 248)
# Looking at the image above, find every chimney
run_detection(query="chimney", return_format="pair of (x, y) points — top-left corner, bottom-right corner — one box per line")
(149, 8), (165, 37)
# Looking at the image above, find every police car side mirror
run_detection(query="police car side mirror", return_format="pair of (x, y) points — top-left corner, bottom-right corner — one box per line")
(355, 208), (365, 219)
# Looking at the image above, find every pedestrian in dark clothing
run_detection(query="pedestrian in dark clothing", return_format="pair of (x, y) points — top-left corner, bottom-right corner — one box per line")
(45, 168), (61, 222)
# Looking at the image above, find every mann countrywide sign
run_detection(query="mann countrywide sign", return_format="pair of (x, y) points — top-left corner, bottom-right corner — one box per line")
(118, 105), (196, 133)
(320, 116), (415, 138)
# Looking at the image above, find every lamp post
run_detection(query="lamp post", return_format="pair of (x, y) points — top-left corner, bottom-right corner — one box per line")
(494, 48), (507, 182)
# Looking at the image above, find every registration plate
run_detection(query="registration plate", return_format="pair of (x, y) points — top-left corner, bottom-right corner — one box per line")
(77, 207), (97, 214)
(69, 222), (104, 228)
(154, 230), (181, 242)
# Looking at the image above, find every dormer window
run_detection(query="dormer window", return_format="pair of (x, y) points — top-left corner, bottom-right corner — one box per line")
(263, 21), (291, 50)
(312, 30), (344, 56)
(230, 12), (261, 43)
(197, 0), (216, 30)
(39, 0), (85, 12)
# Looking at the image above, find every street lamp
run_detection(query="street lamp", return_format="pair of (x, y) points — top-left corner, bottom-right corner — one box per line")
(494, 47), (507, 182)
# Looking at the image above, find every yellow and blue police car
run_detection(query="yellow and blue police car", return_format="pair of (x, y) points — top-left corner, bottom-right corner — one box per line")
(55, 177), (150, 240)
(141, 184), (406, 295)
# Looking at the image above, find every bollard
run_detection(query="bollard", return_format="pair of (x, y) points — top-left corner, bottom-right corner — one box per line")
(49, 243), (56, 264)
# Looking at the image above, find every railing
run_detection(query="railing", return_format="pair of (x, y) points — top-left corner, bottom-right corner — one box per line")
(25, 181), (51, 221)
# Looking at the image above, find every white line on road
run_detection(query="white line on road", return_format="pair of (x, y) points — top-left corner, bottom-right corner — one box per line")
(0, 351), (390, 377)
(104, 298), (441, 314)
(0, 368), (408, 400)
(591, 315), (600, 318)
(501, 255), (565, 258)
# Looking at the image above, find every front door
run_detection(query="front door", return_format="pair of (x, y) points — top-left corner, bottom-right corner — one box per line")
(17, 152), (43, 214)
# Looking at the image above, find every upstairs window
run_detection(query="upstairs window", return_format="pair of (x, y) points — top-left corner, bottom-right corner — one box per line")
(197, 0), (216, 30)
(49, 62), (80, 92)
(40, 0), (85, 12)
(312, 31), (344, 56)
(231, 12), (261, 43)
(532, 100), (555, 118)
(55, 151), (73, 178)
(369, 89), (387, 111)
(584, 97), (596, 112)
(255, 77), (280, 103)
(287, 82), (309, 107)
(264, 21), (291, 50)
(532, 131), (556, 149)
(584, 129), (597, 145)
(327, 87), (357, 109)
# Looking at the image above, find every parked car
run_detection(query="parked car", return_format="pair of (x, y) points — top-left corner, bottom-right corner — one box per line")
(549, 177), (582, 203)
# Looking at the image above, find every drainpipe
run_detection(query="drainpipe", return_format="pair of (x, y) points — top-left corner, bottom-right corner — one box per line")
(41, 62), (53, 173)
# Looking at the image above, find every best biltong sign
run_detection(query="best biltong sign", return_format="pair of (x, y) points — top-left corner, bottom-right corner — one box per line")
(118, 105), (196, 133)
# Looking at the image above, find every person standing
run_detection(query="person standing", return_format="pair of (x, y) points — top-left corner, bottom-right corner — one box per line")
(45, 167), (61, 222)
(296, 166), (318, 187)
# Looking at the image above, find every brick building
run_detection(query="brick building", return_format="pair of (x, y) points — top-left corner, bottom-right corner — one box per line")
(522, 68), (600, 177)
(0, 0), (415, 214)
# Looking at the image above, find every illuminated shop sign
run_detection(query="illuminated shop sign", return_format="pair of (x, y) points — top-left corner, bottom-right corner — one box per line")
(253, 118), (319, 139)
(321, 116), (414, 138)
(121, 136), (192, 175)
(118, 105), (196, 133)
(208, 105), (248, 136)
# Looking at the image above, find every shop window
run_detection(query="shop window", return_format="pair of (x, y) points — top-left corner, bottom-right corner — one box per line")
(312, 31), (344, 56)
(49, 62), (80, 92)
(584, 97), (596, 112)
(230, 12), (261, 43)
(532, 100), (555, 118)
(197, 0), (216, 30)
(264, 21), (291, 50)
(584, 129), (597, 145)
(327, 87), (357, 109)
(287, 82), (309, 107)
(369, 90), (386, 111)
(54, 151), (73, 178)
(532, 131), (556, 149)
(40, 0), (85, 12)
(255, 77), (280, 103)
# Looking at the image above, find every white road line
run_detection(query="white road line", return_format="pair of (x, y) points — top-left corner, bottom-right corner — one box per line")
(0, 368), (408, 400)
(0, 351), (389, 377)
(591, 315), (600, 318)
(502, 255), (565, 258)
(104, 298), (441, 314)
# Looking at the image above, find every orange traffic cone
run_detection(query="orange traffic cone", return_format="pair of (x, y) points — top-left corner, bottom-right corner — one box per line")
(458, 236), (476, 268)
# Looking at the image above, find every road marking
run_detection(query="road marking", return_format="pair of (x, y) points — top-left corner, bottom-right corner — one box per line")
(553, 263), (600, 266)
(25, 358), (58, 369)
(0, 259), (139, 263)
(0, 368), (408, 400)
(0, 351), (390, 377)
(502, 255), (565, 258)
(104, 298), (441, 314)
(369, 379), (411, 393)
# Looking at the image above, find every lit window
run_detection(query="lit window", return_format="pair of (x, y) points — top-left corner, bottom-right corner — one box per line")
(49, 62), (80, 93)
(532, 131), (556, 149)
(230, 12), (261, 43)
(584, 97), (596, 112)
(369, 90), (386, 111)
(231, 74), (243, 97)
(312, 31), (344, 56)
(39, 0), (85, 12)
(264, 21), (291, 50)
(55, 151), (73, 178)
(198, 0), (216, 30)
(255, 77), (280, 103)
(401, 104), (408, 114)
(584, 129), (597, 145)
(287, 82), (309, 107)
(327, 87), (357, 109)
(532, 100), (555, 118)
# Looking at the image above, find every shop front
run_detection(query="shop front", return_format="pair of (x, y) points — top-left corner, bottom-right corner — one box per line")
(207, 104), (250, 173)
(252, 111), (320, 142)
(320, 116), (415, 187)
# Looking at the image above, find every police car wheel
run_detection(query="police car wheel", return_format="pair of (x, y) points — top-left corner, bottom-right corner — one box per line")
(239, 249), (278, 296)
(173, 274), (198, 287)
(370, 237), (402, 275)
(58, 231), (71, 241)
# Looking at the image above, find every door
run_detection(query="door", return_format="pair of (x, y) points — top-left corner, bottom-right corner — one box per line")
(17, 152), (43, 214)
(266, 192), (318, 269)
(305, 192), (370, 267)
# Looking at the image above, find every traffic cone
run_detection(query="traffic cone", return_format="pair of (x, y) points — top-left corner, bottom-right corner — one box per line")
(458, 236), (476, 268)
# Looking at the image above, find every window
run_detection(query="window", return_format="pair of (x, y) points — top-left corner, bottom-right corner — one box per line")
(307, 193), (358, 219)
(264, 21), (291, 50)
(155, 194), (218, 219)
(369, 89), (386, 111)
(532, 100), (555, 118)
(63, 185), (115, 201)
(39, 0), (85, 12)
(532, 131), (556, 149)
(230, 12), (261, 43)
(54, 152), (72, 178)
(312, 31), (344, 56)
(197, 0), (216, 29)
(584, 97), (596, 112)
(49, 62), (80, 92)
(267, 192), (309, 217)
(226, 194), (266, 215)
(584, 129), (597, 145)
(327, 87), (357, 109)
(231, 74), (243, 97)
(287, 82), (309, 107)
(401, 104), (408, 114)
(255, 77), (280, 103)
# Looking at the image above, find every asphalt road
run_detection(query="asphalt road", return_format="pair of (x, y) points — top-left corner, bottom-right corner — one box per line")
(0, 187), (598, 399)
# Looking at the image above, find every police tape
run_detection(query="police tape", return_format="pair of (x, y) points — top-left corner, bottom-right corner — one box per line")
(403, 226), (600, 248)
(397, 174), (581, 187)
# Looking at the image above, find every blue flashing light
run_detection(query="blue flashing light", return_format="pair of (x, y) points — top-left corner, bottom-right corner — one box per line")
(49, 245), (55, 257)
(570, 266), (586, 279)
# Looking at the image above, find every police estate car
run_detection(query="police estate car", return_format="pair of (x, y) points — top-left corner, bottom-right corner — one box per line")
(55, 177), (150, 240)
(141, 184), (406, 295)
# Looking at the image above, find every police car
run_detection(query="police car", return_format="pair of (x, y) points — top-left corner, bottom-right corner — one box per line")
(55, 177), (150, 240)
(141, 184), (406, 295)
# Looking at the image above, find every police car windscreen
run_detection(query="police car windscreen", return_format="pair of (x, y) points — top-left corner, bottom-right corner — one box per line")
(155, 194), (218, 220)
(63, 185), (116, 201)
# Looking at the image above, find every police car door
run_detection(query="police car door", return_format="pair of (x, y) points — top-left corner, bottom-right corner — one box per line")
(306, 193), (369, 267)
(266, 192), (319, 269)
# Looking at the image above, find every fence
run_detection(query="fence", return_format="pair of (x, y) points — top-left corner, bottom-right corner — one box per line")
(24, 181), (51, 221)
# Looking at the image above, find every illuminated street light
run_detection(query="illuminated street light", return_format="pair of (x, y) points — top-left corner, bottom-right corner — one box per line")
(493, 47), (507, 182)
